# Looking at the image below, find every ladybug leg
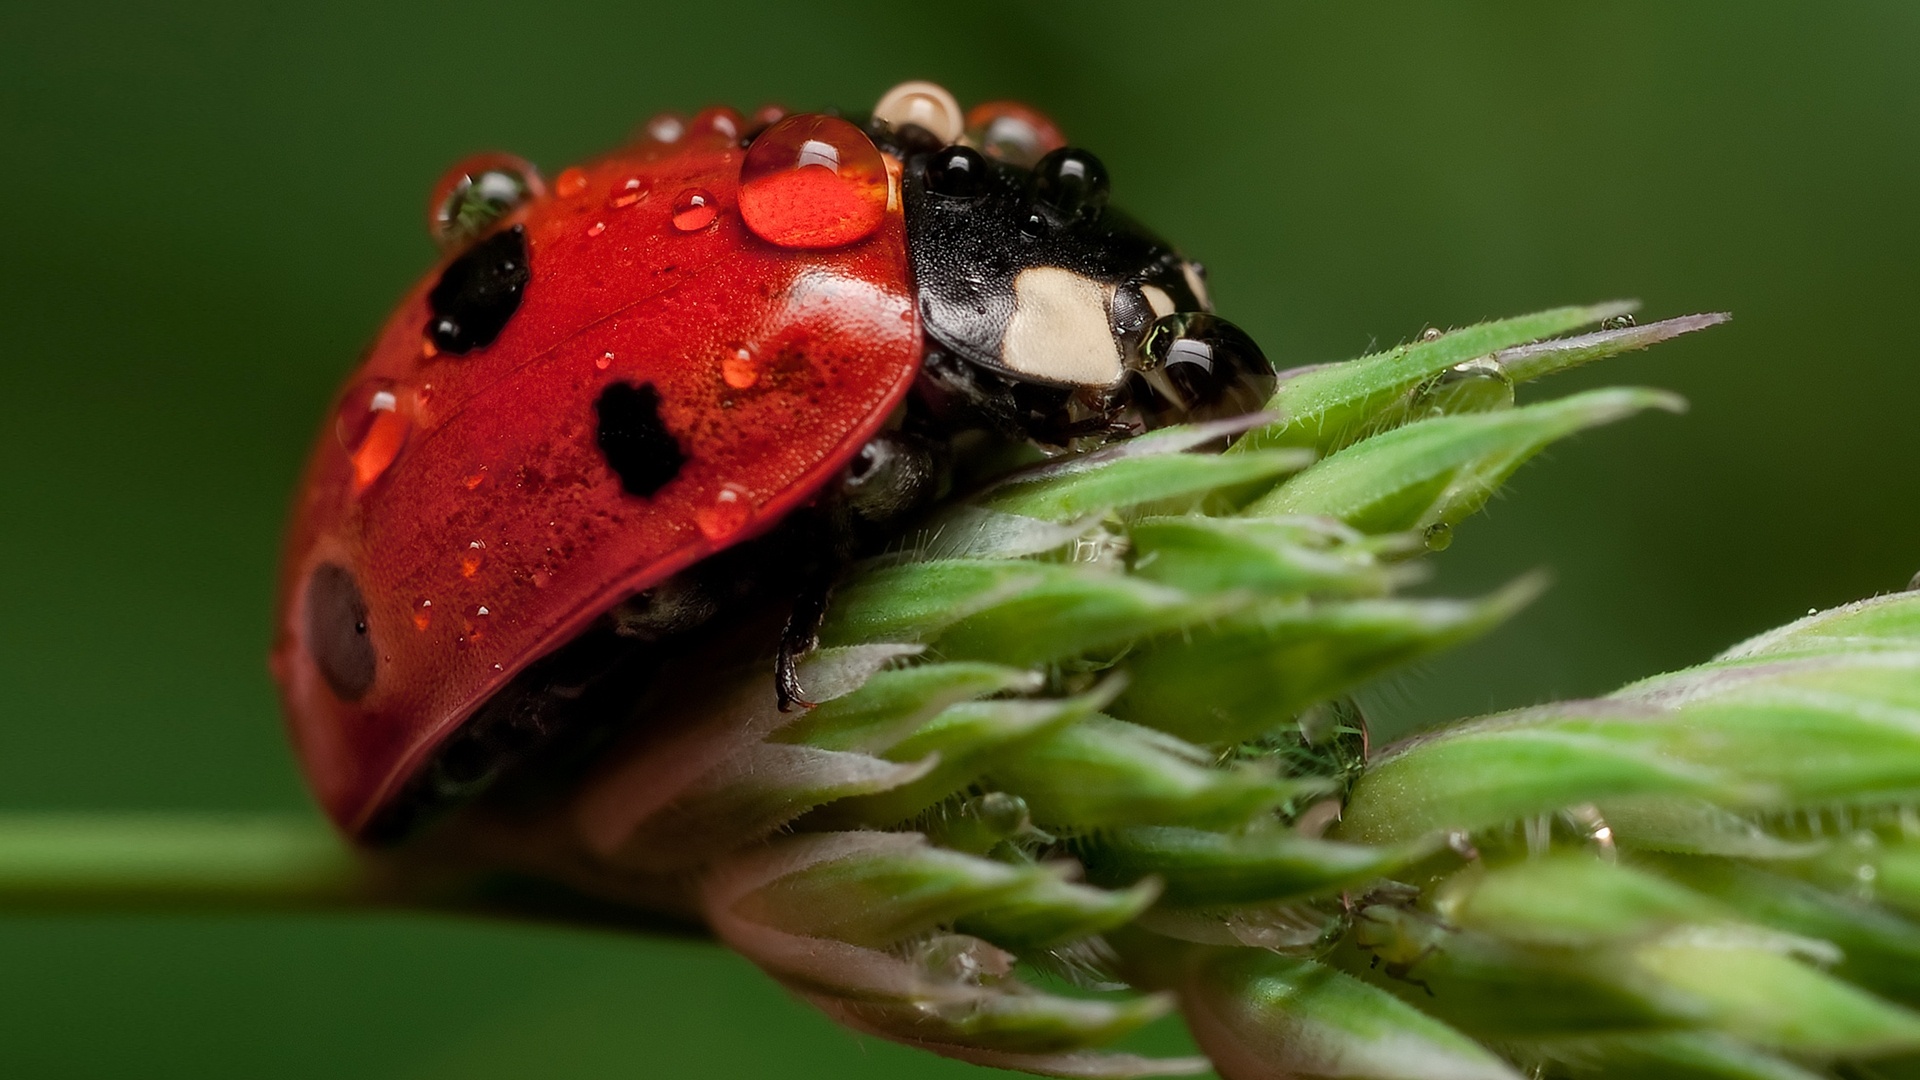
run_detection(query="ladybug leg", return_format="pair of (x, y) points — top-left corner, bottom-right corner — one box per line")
(775, 572), (834, 712)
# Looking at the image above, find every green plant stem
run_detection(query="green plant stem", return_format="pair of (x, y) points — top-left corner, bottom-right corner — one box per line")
(0, 813), (377, 911)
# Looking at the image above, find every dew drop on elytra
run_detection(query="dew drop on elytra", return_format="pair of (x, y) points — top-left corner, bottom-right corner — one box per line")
(721, 348), (759, 388)
(644, 112), (686, 144)
(335, 379), (412, 489)
(695, 483), (755, 541)
(608, 177), (647, 209)
(672, 188), (718, 231)
(459, 540), (486, 578)
(555, 167), (589, 199)
(428, 154), (543, 249)
(737, 114), (888, 249)
(691, 106), (743, 141)
(412, 598), (433, 631)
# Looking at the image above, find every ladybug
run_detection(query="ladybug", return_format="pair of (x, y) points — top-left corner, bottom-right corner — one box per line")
(273, 81), (1276, 840)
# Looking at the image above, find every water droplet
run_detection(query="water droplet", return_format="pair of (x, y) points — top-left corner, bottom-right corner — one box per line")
(692, 106), (743, 141)
(586, 220), (607, 237)
(741, 104), (787, 135)
(428, 153), (543, 249)
(644, 112), (685, 144)
(1419, 326), (1443, 342)
(671, 188), (718, 231)
(694, 483), (754, 541)
(873, 80), (963, 144)
(1906, 569), (1920, 591)
(608, 177), (648, 209)
(335, 379), (412, 489)
(721, 347), (759, 389)
(1600, 313), (1637, 331)
(463, 604), (491, 641)
(595, 351), (614, 371)
(459, 539), (486, 578)
(1417, 359), (1514, 417)
(737, 114), (889, 249)
(555, 167), (589, 199)
(1423, 522), (1453, 551)
(412, 598), (433, 631)
(1029, 148), (1109, 224)
(964, 100), (1066, 167)
(462, 467), (487, 490)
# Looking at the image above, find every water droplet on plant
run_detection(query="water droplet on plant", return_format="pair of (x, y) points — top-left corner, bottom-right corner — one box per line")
(1419, 326), (1443, 342)
(694, 483), (754, 541)
(644, 112), (685, 144)
(412, 598), (433, 631)
(721, 347), (759, 388)
(737, 114), (888, 249)
(964, 101), (1066, 167)
(335, 379), (412, 489)
(428, 153), (542, 249)
(555, 167), (589, 199)
(1423, 522), (1453, 551)
(459, 540), (486, 578)
(608, 177), (647, 209)
(1600, 313), (1637, 331)
(671, 188), (718, 231)
(1417, 358), (1514, 416)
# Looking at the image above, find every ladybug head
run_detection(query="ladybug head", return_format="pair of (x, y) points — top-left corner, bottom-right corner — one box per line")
(872, 85), (1275, 448)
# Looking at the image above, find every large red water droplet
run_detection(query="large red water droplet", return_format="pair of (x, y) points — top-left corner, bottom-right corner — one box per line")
(555, 167), (589, 199)
(738, 114), (888, 249)
(335, 379), (412, 490)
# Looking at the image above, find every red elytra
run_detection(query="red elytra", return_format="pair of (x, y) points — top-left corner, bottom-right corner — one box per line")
(273, 115), (918, 836)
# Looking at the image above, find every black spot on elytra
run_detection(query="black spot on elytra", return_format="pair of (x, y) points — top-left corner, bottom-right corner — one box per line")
(426, 225), (530, 354)
(306, 562), (375, 701)
(595, 381), (685, 496)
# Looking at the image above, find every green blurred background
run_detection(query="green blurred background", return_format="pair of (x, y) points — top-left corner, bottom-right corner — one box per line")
(3, 2), (1917, 1076)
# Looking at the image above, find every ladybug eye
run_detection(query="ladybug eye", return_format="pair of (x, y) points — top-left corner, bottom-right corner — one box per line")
(1029, 147), (1109, 224)
(925, 146), (989, 200)
(872, 80), (964, 146)
(1109, 283), (1157, 357)
(429, 154), (542, 250)
(306, 562), (375, 701)
(1126, 313), (1275, 430)
(426, 225), (531, 355)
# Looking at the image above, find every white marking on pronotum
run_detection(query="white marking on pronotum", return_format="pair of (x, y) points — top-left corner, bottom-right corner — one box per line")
(1000, 267), (1122, 385)
(1141, 283), (1176, 319)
